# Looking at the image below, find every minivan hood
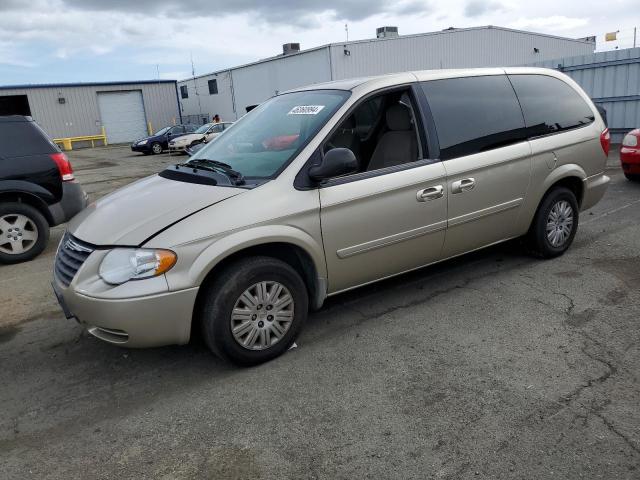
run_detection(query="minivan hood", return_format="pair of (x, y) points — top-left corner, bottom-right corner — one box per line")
(68, 174), (242, 245)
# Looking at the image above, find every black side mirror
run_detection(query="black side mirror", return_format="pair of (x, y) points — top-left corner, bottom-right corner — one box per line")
(308, 148), (358, 182)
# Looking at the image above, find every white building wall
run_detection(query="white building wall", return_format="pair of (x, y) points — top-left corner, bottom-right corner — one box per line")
(178, 26), (595, 120)
(231, 47), (332, 116)
(329, 27), (595, 79)
(179, 71), (236, 123)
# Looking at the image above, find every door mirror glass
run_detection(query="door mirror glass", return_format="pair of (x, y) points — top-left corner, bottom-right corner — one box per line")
(309, 148), (358, 182)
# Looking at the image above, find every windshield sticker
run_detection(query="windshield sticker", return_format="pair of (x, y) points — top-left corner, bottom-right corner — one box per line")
(288, 105), (325, 115)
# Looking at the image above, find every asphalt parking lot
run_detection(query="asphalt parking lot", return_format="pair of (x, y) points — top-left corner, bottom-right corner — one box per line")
(1, 145), (639, 479)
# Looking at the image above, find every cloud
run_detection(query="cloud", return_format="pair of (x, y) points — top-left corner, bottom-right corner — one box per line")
(63, 0), (433, 25)
(464, 1), (507, 18)
(509, 15), (589, 32)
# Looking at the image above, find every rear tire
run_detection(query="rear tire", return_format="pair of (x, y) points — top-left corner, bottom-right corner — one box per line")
(199, 256), (308, 366)
(0, 202), (49, 264)
(526, 187), (579, 259)
(624, 173), (640, 182)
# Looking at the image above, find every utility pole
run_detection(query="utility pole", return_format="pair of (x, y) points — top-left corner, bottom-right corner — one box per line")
(345, 23), (349, 42)
(634, 27), (637, 48)
(191, 52), (203, 123)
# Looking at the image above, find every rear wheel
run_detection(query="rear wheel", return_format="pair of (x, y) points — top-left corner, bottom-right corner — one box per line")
(624, 172), (640, 182)
(0, 202), (49, 264)
(199, 256), (308, 366)
(526, 187), (578, 258)
(151, 142), (163, 155)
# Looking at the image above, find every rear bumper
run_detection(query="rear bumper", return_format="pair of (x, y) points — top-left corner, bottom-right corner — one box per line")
(621, 147), (640, 174)
(49, 181), (88, 226)
(53, 278), (199, 348)
(581, 172), (610, 211)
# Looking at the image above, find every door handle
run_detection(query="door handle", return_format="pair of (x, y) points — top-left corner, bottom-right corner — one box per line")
(451, 178), (476, 194)
(417, 185), (444, 202)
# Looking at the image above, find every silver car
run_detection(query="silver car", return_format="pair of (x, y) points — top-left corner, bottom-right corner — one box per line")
(52, 68), (610, 366)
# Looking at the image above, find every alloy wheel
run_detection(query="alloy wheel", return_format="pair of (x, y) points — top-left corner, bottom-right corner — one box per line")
(0, 214), (39, 255)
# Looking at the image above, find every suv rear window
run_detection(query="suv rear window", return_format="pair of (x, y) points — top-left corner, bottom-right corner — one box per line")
(421, 75), (526, 160)
(0, 120), (58, 158)
(508, 74), (595, 137)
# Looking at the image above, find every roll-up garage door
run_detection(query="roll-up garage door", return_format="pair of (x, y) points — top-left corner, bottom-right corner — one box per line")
(97, 90), (148, 143)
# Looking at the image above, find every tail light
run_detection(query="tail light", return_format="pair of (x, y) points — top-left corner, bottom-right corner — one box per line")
(600, 128), (610, 157)
(50, 152), (75, 181)
(622, 132), (639, 147)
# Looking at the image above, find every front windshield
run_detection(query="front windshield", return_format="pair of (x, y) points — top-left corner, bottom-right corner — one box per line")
(195, 123), (213, 134)
(189, 90), (350, 178)
(155, 126), (170, 136)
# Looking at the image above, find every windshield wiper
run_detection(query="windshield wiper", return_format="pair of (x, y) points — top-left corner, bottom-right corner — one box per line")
(176, 159), (245, 185)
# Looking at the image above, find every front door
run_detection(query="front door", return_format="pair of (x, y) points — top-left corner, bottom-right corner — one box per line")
(318, 87), (447, 293)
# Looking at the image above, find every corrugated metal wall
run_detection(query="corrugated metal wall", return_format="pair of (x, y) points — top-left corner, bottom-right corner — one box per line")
(329, 27), (594, 79)
(528, 48), (640, 142)
(179, 26), (594, 121)
(180, 48), (332, 122)
(0, 82), (180, 140)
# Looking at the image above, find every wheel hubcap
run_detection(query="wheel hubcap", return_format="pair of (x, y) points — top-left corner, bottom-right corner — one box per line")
(153, 144), (162, 153)
(230, 281), (294, 351)
(0, 214), (38, 255)
(546, 200), (574, 248)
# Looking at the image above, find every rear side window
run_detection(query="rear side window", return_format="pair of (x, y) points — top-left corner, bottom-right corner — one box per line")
(508, 74), (595, 137)
(0, 121), (58, 158)
(421, 75), (526, 160)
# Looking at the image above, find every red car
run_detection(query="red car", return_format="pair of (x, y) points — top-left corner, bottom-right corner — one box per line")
(621, 129), (640, 182)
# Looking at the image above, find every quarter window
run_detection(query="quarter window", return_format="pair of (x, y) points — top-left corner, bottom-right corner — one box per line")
(208, 79), (218, 95)
(508, 74), (595, 137)
(421, 75), (526, 160)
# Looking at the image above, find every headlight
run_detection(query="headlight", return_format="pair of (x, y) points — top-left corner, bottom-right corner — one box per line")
(99, 248), (177, 285)
(137, 139), (148, 145)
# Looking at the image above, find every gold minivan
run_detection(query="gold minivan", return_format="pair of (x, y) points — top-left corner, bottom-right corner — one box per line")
(52, 68), (610, 365)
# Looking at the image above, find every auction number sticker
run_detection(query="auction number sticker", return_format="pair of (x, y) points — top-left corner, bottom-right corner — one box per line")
(288, 105), (325, 115)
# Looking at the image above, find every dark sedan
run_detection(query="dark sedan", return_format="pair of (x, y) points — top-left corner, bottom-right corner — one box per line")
(131, 124), (198, 155)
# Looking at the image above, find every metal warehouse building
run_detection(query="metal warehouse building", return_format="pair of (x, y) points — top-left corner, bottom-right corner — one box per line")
(0, 80), (181, 147)
(178, 25), (595, 122)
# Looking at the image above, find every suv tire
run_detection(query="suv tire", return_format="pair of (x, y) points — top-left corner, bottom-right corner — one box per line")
(200, 256), (308, 366)
(526, 186), (579, 258)
(0, 202), (49, 264)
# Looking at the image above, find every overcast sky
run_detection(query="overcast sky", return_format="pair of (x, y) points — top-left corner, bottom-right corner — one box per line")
(1, 0), (639, 85)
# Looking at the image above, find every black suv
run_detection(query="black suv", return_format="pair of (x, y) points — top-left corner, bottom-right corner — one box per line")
(0, 116), (87, 264)
(131, 124), (198, 155)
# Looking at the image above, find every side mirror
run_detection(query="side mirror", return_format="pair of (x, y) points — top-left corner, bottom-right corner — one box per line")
(308, 148), (358, 182)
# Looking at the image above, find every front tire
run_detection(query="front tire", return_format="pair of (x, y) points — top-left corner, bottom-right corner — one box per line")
(151, 142), (163, 155)
(200, 257), (308, 366)
(0, 202), (49, 264)
(624, 172), (640, 182)
(526, 186), (579, 258)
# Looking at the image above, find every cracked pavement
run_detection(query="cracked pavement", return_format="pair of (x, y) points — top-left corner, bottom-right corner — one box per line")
(0, 146), (639, 479)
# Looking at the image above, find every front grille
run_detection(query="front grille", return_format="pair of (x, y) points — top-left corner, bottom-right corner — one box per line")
(54, 233), (94, 287)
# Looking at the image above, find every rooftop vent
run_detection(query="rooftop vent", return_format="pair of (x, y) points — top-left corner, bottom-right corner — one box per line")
(376, 26), (399, 39)
(283, 43), (301, 55)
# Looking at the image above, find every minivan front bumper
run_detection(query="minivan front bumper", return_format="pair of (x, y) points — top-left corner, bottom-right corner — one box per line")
(52, 277), (199, 348)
